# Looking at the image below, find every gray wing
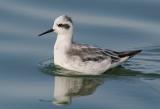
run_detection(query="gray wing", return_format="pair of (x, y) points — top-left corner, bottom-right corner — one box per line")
(68, 43), (120, 63)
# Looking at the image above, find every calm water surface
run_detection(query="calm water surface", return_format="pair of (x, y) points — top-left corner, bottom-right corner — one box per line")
(0, 0), (160, 109)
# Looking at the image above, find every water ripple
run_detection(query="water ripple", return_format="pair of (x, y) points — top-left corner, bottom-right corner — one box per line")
(1, 0), (160, 36)
(124, 45), (160, 73)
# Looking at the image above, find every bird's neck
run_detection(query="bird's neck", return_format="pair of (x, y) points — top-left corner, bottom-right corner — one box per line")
(54, 33), (73, 53)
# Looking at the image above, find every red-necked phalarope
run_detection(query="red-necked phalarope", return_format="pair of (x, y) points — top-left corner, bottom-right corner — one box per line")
(38, 15), (142, 75)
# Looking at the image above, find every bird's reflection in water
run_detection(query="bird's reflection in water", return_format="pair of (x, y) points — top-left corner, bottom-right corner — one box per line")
(53, 76), (104, 105)
(40, 62), (160, 106)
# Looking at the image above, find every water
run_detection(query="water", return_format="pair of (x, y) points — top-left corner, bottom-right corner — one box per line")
(0, 0), (160, 109)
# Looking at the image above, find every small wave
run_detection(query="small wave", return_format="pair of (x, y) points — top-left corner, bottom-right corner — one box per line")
(124, 45), (160, 74)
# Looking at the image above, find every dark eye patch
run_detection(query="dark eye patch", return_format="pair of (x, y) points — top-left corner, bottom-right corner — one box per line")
(57, 23), (70, 29)
(57, 24), (63, 27)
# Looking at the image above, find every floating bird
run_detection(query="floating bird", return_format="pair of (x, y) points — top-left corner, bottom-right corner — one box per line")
(38, 15), (141, 75)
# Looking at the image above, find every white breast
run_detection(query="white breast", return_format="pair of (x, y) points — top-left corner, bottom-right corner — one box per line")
(54, 52), (112, 75)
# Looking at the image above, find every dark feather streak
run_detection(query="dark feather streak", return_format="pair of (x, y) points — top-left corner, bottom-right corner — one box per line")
(57, 23), (70, 29)
(64, 15), (73, 23)
(67, 43), (120, 63)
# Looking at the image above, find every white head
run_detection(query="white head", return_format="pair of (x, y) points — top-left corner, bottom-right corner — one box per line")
(38, 15), (73, 36)
(53, 15), (73, 35)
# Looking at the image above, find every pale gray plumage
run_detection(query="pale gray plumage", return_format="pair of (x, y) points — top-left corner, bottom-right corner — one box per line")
(67, 42), (120, 63)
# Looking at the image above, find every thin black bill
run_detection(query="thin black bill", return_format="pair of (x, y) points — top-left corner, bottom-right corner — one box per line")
(38, 28), (54, 36)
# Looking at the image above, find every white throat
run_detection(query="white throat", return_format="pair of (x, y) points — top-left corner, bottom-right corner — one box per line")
(54, 33), (73, 51)
(54, 32), (73, 66)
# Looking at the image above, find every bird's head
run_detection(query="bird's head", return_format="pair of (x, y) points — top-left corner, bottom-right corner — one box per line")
(38, 15), (73, 36)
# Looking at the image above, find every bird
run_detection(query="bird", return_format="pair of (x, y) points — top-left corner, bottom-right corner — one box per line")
(38, 15), (142, 75)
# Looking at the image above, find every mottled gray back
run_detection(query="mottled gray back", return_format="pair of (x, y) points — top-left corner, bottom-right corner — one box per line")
(67, 42), (120, 63)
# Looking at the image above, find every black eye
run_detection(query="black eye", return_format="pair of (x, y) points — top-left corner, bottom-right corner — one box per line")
(57, 23), (70, 29)
(57, 24), (63, 27)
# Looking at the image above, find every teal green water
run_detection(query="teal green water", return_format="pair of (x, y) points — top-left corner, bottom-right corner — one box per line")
(0, 0), (160, 109)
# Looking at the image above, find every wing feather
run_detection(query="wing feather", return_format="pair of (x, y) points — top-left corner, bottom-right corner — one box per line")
(67, 43), (120, 63)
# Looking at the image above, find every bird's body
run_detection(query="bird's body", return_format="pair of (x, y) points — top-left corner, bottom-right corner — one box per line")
(39, 15), (141, 75)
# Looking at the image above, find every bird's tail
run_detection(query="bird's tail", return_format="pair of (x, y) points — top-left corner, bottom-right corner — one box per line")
(118, 50), (142, 58)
